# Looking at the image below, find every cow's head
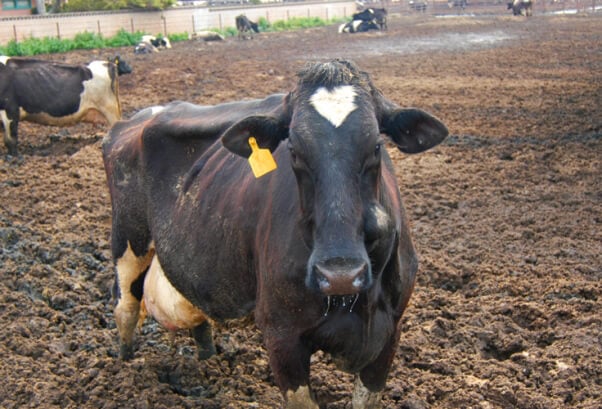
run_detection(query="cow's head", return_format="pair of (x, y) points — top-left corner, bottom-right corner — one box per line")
(112, 55), (133, 76)
(222, 60), (447, 297)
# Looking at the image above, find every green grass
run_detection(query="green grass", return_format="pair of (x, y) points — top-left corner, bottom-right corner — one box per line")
(0, 16), (344, 56)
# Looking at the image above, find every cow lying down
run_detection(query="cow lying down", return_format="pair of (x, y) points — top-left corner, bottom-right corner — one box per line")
(134, 35), (172, 54)
(0, 55), (132, 156)
(103, 59), (448, 408)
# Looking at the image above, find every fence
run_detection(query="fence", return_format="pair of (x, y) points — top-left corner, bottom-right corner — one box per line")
(0, 1), (357, 44)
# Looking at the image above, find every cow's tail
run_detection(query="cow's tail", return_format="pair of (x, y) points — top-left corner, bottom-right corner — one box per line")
(109, 60), (122, 120)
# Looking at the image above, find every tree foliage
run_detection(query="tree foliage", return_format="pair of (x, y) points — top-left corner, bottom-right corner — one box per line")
(62, 0), (175, 12)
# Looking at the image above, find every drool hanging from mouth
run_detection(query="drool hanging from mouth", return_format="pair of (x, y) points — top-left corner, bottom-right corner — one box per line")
(323, 294), (360, 316)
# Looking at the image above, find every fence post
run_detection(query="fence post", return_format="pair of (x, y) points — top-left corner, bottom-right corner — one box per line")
(162, 15), (167, 36)
(97, 20), (101, 35)
(13, 25), (17, 42)
(131, 18), (135, 33)
(56, 22), (61, 39)
(192, 15), (196, 33)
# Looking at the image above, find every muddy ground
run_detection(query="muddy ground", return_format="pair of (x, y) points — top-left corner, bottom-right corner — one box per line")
(0, 9), (600, 409)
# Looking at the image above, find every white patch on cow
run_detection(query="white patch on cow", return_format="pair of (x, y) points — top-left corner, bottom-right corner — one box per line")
(372, 204), (389, 232)
(114, 242), (155, 346)
(352, 20), (363, 31)
(286, 386), (319, 409)
(309, 85), (357, 128)
(0, 110), (14, 144)
(143, 255), (207, 332)
(352, 377), (383, 409)
(0, 56), (9, 65)
(81, 60), (121, 124)
(149, 106), (165, 115)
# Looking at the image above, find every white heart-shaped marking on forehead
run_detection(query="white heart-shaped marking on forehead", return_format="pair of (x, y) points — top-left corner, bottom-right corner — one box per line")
(309, 85), (357, 128)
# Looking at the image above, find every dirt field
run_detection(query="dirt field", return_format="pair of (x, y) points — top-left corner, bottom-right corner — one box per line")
(0, 9), (600, 409)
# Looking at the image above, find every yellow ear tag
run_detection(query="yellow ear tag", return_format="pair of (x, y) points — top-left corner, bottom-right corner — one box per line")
(248, 137), (277, 178)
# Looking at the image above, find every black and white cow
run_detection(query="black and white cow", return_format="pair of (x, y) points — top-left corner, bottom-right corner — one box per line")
(235, 14), (260, 40)
(352, 8), (387, 30)
(0, 56), (132, 156)
(103, 59), (448, 408)
(508, 0), (533, 16)
(134, 35), (172, 54)
(338, 19), (380, 33)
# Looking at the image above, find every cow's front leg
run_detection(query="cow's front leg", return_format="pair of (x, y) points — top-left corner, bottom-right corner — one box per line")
(264, 334), (318, 409)
(352, 377), (383, 409)
(114, 242), (154, 360)
(352, 328), (402, 409)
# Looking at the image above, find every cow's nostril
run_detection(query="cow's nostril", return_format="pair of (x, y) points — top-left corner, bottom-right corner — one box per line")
(314, 259), (369, 295)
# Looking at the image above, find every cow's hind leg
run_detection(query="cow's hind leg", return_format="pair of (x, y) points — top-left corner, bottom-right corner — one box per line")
(1, 109), (19, 156)
(191, 321), (216, 360)
(114, 242), (154, 360)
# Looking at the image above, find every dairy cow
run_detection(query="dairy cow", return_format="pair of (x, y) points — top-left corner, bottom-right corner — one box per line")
(508, 0), (533, 16)
(338, 19), (380, 33)
(134, 35), (172, 54)
(352, 8), (387, 30)
(0, 56), (131, 156)
(236, 14), (260, 40)
(103, 59), (448, 408)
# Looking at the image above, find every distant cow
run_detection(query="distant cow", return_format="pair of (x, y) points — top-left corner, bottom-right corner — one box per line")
(508, 0), (533, 16)
(134, 35), (172, 54)
(103, 59), (448, 407)
(448, 0), (467, 9)
(235, 14), (259, 40)
(0, 56), (131, 156)
(338, 19), (380, 33)
(352, 7), (387, 30)
(189, 30), (225, 42)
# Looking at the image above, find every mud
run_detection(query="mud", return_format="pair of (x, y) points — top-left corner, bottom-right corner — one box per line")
(0, 11), (600, 409)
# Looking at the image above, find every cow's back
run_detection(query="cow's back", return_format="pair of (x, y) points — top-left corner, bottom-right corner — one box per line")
(103, 95), (285, 259)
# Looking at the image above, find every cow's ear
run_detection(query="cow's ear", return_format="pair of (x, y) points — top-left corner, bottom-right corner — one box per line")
(221, 115), (287, 158)
(381, 108), (448, 154)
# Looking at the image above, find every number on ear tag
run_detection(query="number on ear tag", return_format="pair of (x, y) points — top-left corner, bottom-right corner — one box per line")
(248, 137), (277, 178)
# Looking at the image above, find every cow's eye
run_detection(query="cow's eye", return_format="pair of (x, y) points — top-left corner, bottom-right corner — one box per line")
(374, 143), (382, 157)
(289, 146), (297, 164)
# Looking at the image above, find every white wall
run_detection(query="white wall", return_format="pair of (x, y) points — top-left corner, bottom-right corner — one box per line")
(0, 1), (357, 44)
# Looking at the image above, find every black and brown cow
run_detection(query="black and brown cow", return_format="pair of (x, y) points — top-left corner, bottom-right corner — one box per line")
(103, 59), (448, 408)
(0, 56), (131, 156)
(235, 14), (260, 40)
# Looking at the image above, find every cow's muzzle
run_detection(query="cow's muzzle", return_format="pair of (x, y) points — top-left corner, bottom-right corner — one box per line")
(312, 257), (371, 296)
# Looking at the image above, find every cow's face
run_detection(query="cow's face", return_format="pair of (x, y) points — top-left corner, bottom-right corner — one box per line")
(285, 84), (385, 296)
(222, 60), (448, 297)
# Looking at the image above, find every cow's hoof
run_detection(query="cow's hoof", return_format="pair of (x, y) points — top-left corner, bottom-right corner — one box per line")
(197, 345), (216, 360)
(120, 343), (134, 361)
(191, 321), (216, 360)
